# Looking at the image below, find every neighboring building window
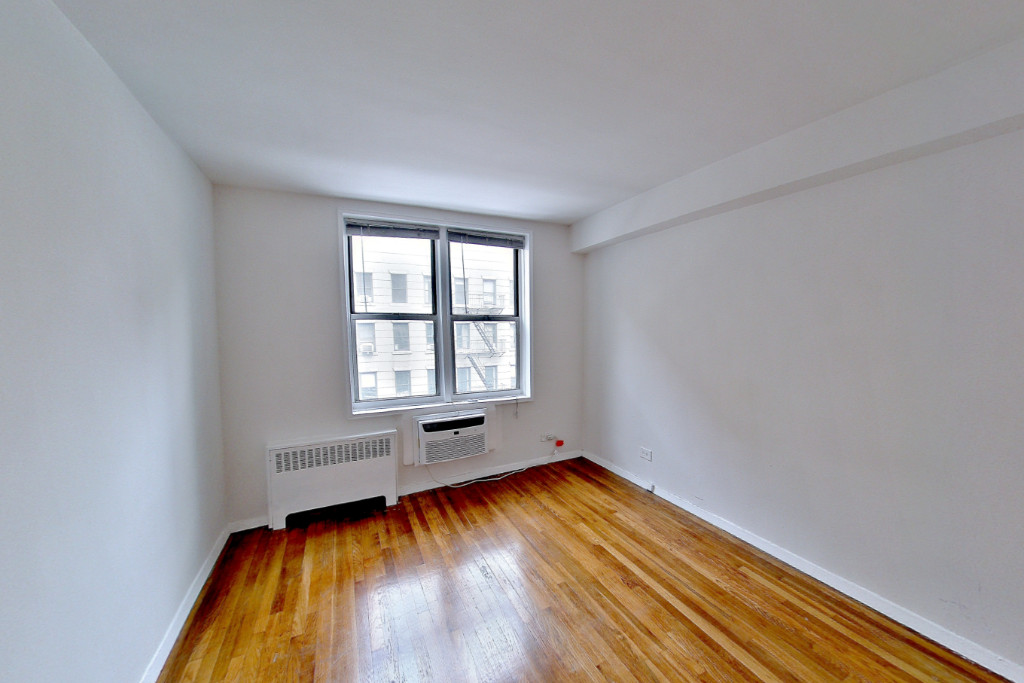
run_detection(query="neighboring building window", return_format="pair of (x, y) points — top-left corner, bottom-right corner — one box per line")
(456, 366), (472, 393)
(391, 273), (407, 303)
(356, 322), (376, 354)
(455, 322), (470, 350)
(359, 371), (377, 399)
(344, 218), (528, 410)
(393, 322), (410, 352)
(453, 277), (467, 309)
(354, 272), (373, 302)
(395, 370), (411, 396)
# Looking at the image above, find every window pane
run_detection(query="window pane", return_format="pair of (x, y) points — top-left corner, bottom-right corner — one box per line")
(449, 242), (515, 315)
(354, 319), (436, 401)
(351, 235), (433, 314)
(454, 321), (517, 394)
(426, 368), (436, 395)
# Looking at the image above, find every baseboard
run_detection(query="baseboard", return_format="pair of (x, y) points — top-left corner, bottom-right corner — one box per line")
(398, 449), (582, 497)
(581, 451), (1023, 682)
(138, 526), (231, 683)
(227, 515), (269, 533)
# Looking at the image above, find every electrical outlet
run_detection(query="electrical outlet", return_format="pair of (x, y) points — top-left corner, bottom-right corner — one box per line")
(640, 446), (653, 461)
(540, 433), (556, 442)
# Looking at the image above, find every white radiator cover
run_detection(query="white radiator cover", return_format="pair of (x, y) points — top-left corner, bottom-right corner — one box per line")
(266, 430), (397, 529)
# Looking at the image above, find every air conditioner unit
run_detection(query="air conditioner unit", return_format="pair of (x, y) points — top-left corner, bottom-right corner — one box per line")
(359, 342), (375, 354)
(416, 410), (488, 465)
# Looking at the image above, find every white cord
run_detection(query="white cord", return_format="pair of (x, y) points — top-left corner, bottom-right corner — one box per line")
(425, 447), (562, 489)
(426, 464), (529, 488)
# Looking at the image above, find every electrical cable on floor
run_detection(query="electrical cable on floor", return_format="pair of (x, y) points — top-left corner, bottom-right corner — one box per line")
(425, 444), (563, 489)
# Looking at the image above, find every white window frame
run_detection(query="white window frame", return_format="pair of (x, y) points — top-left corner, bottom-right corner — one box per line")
(340, 214), (531, 414)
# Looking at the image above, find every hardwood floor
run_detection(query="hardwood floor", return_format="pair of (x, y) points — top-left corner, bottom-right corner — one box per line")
(159, 458), (1006, 682)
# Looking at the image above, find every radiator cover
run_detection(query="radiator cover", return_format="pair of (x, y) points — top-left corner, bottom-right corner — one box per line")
(266, 431), (397, 529)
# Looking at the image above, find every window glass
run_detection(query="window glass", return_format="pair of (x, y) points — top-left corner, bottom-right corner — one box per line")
(454, 321), (517, 393)
(351, 236), (432, 314)
(353, 319), (430, 398)
(449, 243), (515, 315)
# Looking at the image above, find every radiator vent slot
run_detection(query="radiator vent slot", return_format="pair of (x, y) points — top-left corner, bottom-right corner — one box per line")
(266, 431), (397, 529)
(272, 436), (392, 474)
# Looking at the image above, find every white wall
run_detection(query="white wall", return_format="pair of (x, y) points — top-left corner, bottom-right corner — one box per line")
(214, 185), (584, 524)
(0, 2), (225, 681)
(582, 128), (1024, 667)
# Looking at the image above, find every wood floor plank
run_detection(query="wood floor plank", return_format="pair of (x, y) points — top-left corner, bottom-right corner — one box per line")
(158, 459), (1008, 682)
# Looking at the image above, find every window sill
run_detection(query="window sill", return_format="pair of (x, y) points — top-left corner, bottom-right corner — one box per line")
(350, 392), (532, 417)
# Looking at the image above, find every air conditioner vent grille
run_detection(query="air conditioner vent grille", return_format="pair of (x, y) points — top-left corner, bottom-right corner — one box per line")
(423, 432), (487, 464)
(271, 436), (392, 475)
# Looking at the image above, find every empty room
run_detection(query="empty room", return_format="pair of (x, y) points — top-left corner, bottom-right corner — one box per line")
(3, 0), (1024, 681)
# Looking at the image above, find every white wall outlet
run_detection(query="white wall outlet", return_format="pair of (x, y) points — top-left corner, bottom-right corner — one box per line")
(541, 433), (556, 442)
(640, 446), (653, 461)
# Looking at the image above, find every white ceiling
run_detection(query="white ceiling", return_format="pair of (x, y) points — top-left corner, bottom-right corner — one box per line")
(53, 0), (1024, 224)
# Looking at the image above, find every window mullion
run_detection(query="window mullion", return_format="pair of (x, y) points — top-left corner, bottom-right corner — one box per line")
(436, 232), (454, 403)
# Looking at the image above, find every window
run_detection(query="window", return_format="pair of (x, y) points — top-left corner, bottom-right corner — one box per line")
(354, 272), (373, 302)
(390, 273), (407, 303)
(356, 322), (376, 354)
(453, 277), (467, 309)
(456, 366), (472, 393)
(395, 370), (411, 396)
(358, 371), (377, 399)
(393, 322), (410, 352)
(343, 217), (529, 411)
(455, 322), (470, 350)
